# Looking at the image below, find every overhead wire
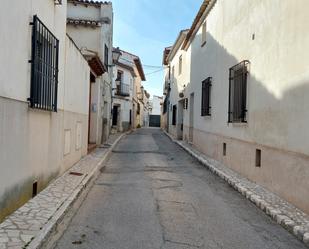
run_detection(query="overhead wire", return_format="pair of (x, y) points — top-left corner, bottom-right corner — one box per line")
(119, 57), (163, 70)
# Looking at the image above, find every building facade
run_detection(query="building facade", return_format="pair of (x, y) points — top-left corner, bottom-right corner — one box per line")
(0, 0), (90, 221)
(111, 49), (148, 131)
(67, 0), (114, 147)
(163, 0), (309, 214)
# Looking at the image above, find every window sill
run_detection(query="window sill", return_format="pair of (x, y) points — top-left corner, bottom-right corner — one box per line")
(228, 122), (248, 127)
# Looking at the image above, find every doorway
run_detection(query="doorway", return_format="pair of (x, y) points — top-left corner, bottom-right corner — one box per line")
(177, 99), (184, 140)
(189, 93), (194, 143)
(88, 73), (97, 153)
(112, 105), (119, 126)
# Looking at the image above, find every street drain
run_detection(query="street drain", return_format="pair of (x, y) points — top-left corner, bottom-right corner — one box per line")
(69, 171), (83, 176)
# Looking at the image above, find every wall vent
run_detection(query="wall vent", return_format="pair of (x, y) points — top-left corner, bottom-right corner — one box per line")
(32, 181), (38, 198)
(256, 149), (261, 167)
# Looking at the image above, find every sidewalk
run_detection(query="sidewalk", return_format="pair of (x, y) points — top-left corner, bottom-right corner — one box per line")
(0, 133), (125, 249)
(163, 130), (309, 247)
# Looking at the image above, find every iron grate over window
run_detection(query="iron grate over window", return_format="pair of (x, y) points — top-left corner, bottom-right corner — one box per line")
(201, 77), (212, 116)
(228, 60), (250, 123)
(28, 15), (59, 112)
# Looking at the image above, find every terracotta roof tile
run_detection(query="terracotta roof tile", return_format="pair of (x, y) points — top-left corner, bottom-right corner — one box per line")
(67, 18), (103, 27)
(68, 0), (111, 6)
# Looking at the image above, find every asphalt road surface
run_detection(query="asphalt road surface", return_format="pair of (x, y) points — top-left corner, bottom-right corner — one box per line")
(54, 128), (306, 249)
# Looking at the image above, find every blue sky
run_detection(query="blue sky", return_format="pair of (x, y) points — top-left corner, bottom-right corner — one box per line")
(112, 0), (202, 98)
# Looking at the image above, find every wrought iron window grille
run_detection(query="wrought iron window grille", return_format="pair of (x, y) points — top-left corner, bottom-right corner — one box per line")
(28, 15), (59, 112)
(228, 60), (250, 123)
(201, 77), (212, 116)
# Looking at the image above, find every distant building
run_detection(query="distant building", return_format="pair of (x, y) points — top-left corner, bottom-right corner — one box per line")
(112, 49), (147, 131)
(149, 95), (163, 115)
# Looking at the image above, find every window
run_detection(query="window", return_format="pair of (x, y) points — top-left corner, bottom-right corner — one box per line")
(116, 70), (123, 82)
(202, 21), (207, 46)
(29, 15), (59, 112)
(223, 143), (226, 156)
(172, 105), (177, 125)
(201, 77), (212, 116)
(179, 55), (182, 75)
(104, 44), (109, 72)
(137, 103), (140, 115)
(228, 60), (249, 123)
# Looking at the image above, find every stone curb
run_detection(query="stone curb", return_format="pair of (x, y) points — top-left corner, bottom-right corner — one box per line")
(163, 130), (309, 247)
(27, 133), (126, 249)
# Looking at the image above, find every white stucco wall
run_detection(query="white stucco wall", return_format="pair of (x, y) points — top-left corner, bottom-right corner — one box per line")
(150, 96), (163, 115)
(187, 0), (309, 156)
(0, 0), (90, 221)
(0, 0), (67, 108)
(166, 0), (309, 213)
(67, 1), (114, 144)
(64, 36), (90, 115)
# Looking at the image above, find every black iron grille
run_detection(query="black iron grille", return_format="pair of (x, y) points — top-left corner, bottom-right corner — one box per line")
(29, 15), (59, 112)
(228, 60), (249, 123)
(201, 77), (212, 116)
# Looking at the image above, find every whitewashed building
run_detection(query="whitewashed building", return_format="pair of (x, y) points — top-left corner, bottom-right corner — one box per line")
(67, 0), (114, 148)
(163, 0), (309, 214)
(0, 0), (90, 221)
(149, 95), (163, 115)
(111, 49), (147, 131)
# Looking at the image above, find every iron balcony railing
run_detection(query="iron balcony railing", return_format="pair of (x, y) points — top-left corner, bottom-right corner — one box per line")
(115, 82), (130, 97)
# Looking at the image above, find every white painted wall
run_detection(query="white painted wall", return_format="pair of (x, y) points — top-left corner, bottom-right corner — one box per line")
(0, 0), (90, 221)
(67, 1), (114, 144)
(150, 96), (163, 115)
(166, 0), (309, 213)
(187, 0), (309, 156)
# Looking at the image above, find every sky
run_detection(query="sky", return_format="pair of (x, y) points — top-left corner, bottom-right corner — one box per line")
(112, 0), (203, 98)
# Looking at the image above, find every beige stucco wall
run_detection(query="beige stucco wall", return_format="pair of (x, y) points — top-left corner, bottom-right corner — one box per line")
(0, 1), (90, 221)
(167, 0), (309, 213)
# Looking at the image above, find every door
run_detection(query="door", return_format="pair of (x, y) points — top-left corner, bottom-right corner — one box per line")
(189, 93), (194, 142)
(112, 106), (118, 126)
(177, 100), (184, 140)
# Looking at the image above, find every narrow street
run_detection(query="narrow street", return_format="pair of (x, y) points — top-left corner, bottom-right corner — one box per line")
(54, 128), (305, 249)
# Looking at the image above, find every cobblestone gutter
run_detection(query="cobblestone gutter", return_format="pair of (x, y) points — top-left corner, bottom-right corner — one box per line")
(0, 133), (125, 249)
(163, 130), (309, 247)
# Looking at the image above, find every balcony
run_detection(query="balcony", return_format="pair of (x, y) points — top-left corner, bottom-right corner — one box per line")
(115, 82), (130, 97)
